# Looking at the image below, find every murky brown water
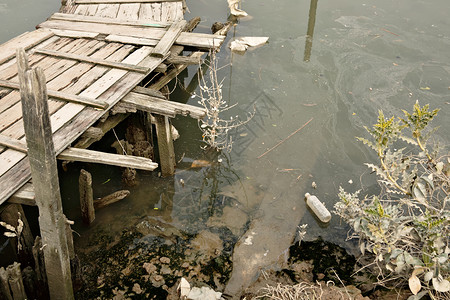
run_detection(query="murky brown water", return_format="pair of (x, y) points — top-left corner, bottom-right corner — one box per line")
(2, 0), (449, 296)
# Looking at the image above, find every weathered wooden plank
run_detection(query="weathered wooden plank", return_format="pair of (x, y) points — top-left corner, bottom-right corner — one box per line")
(151, 3), (162, 22)
(76, 0), (181, 3)
(17, 48), (74, 299)
(0, 36), (63, 78)
(38, 19), (166, 40)
(105, 32), (224, 50)
(152, 20), (186, 58)
(58, 147), (158, 170)
(138, 3), (153, 20)
(96, 3), (120, 18)
(163, 2), (182, 22)
(176, 32), (225, 49)
(117, 3), (141, 20)
(121, 91), (206, 119)
(0, 40), (105, 135)
(0, 42), (126, 172)
(0, 46), (164, 204)
(35, 48), (150, 73)
(86, 4), (99, 16)
(0, 134), (27, 152)
(49, 12), (169, 27)
(0, 79), (108, 109)
(8, 183), (36, 206)
(0, 29), (54, 65)
(74, 4), (89, 15)
(49, 29), (100, 39)
(166, 54), (201, 65)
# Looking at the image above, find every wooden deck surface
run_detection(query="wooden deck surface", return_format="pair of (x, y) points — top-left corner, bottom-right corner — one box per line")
(0, 0), (224, 204)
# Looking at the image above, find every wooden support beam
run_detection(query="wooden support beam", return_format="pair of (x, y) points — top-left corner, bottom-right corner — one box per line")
(58, 148), (158, 171)
(79, 169), (95, 225)
(17, 48), (74, 300)
(154, 115), (175, 176)
(0, 79), (108, 109)
(73, 113), (129, 149)
(35, 48), (150, 73)
(150, 51), (205, 91)
(121, 91), (206, 119)
(152, 20), (186, 58)
(76, 0), (181, 3)
(8, 183), (36, 206)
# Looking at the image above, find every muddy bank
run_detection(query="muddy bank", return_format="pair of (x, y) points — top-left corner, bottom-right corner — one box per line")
(74, 220), (412, 299)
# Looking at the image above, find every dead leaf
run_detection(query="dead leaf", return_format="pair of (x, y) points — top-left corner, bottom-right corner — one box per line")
(409, 275), (421, 295)
(432, 277), (450, 293)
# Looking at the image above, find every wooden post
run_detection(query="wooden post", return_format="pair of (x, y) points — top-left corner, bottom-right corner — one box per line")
(79, 169), (95, 225)
(7, 263), (27, 300)
(0, 267), (13, 300)
(17, 48), (74, 300)
(154, 115), (175, 176)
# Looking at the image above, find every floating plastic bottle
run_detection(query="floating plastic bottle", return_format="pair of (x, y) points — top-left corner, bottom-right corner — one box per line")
(305, 193), (331, 223)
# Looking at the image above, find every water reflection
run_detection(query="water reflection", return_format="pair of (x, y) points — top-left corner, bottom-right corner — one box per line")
(304, 0), (319, 62)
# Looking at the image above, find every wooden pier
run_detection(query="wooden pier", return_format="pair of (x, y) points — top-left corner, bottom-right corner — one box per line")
(0, 0), (230, 298)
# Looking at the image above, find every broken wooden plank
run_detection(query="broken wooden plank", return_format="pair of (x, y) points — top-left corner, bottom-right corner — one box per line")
(58, 147), (158, 171)
(166, 54), (201, 65)
(35, 48), (150, 73)
(50, 12), (168, 28)
(76, 0), (181, 3)
(151, 20), (186, 58)
(0, 79), (108, 109)
(121, 91), (206, 119)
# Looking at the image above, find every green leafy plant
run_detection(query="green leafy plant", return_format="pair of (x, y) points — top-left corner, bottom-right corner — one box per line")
(334, 102), (449, 299)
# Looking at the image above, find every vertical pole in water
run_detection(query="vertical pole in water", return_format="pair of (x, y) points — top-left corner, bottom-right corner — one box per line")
(79, 169), (95, 225)
(154, 115), (175, 176)
(16, 48), (74, 300)
(304, 0), (319, 62)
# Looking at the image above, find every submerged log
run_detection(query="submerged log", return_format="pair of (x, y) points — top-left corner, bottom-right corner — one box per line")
(94, 190), (130, 210)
